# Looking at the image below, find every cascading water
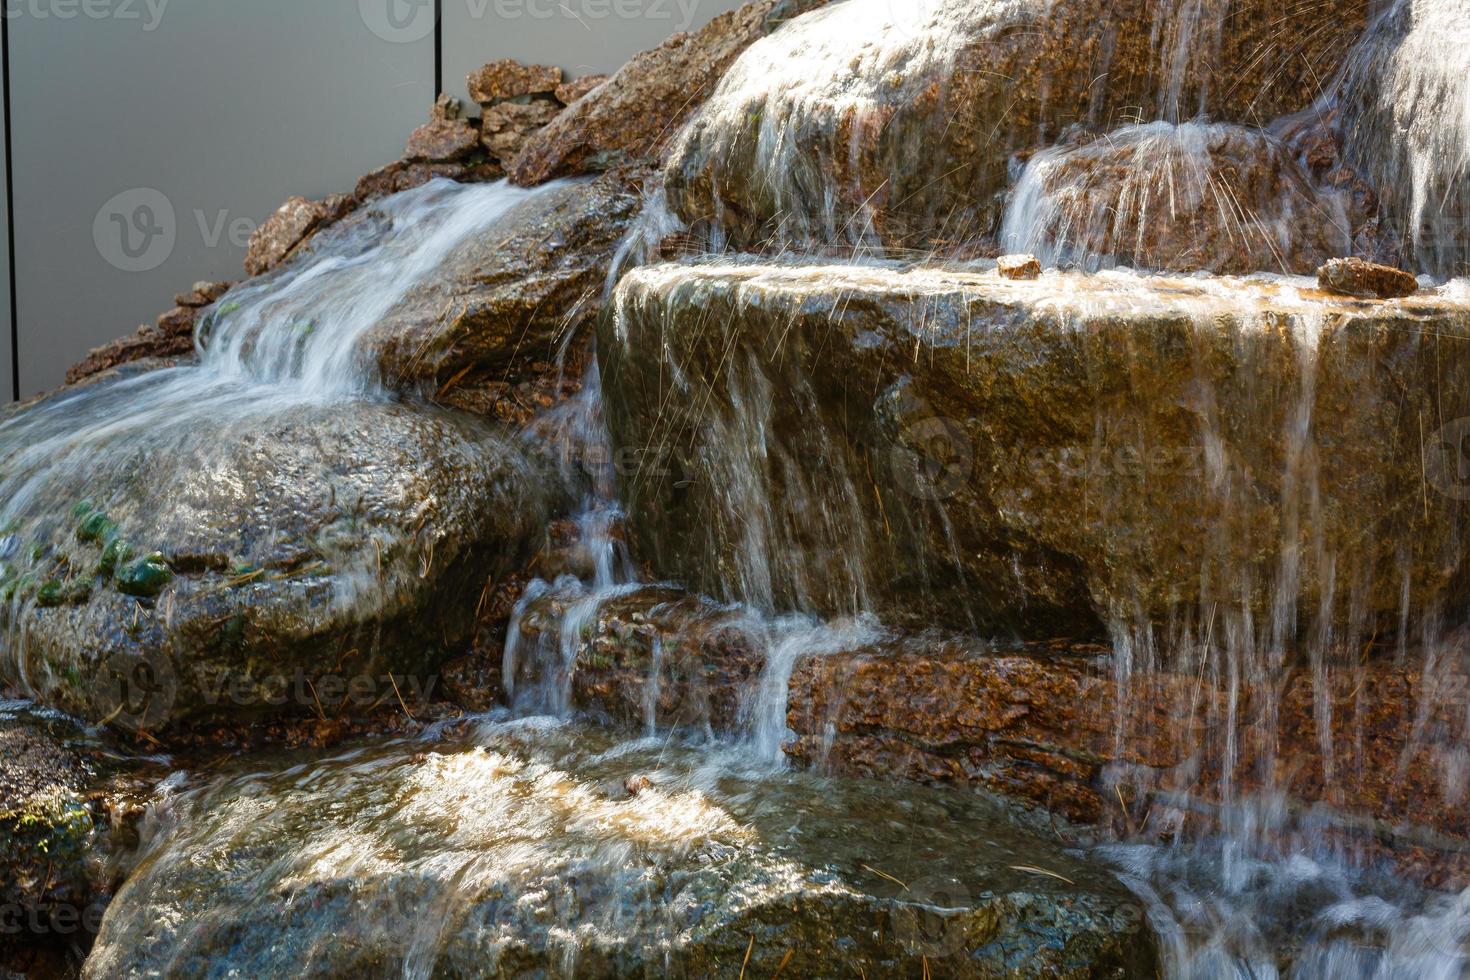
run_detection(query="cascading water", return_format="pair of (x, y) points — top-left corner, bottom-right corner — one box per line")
(0, 178), (555, 694)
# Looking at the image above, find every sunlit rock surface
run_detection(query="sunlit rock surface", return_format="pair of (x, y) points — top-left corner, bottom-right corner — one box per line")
(362, 175), (640, 418)
(0, 391), (549, 733)
(664, 0), (1368, 252)
(603, 260), (1470, 637)
(1000, 122), (1352, 275)
(82, 720), (1157, 978)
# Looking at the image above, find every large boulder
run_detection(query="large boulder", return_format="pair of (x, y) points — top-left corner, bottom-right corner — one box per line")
(363, 175), (641, 419)
(1000, 122), (1352, 274)
(82, 721), (1157, 977)
(0, 382), (550, 734)
(663, 0), (1369, 253)
(507, 0), (829, 185)
(602, 260), (1470, 639)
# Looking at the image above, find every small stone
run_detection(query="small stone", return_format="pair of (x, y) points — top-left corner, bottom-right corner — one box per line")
(193, 281), (232, 302)
(76, 511), (117, 544)
(246, 197), (328, 277)
(467, 60), (562, 104)
(480, 101), (561, 162)
(115, 552), (173, 598)
(624, 774), (653, 797)
(406, 111), (481, 163)
(156, 306), (196, 336)
(997, 254), (1042, 280)
(554, 74), (607, 106)
(1317, 256), (1419, 299)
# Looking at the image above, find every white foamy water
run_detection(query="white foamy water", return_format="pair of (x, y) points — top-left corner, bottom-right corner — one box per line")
(0, 179), (550, 528)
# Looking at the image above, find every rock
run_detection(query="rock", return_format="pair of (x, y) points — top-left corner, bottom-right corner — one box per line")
(508, 0), (829, 185)
(244, 194), (351, 277)
(507, 582), (1470, 883)
(663, 0), (1368, 252)
(602, 261), (1470, 638)
(0, 396), (551, 734)
(405, 97), (481, 163)
(478, 100), (561, 162)
(466, 59), (561, 105)
(554, 74), (607, 106)
(173, 281), (232, 308)
(83, 723), (1157, 977)
(996, 254), (1041, 280)
(1332, 0), (1470, 279)
(0, 703), (161, 966)
(352, 159), (498, 205)
(1001, 122), (1352, 274)
(364, 174), (641, 417)
(1317, 256), (1419, 299)
(65, 324), (195, 386)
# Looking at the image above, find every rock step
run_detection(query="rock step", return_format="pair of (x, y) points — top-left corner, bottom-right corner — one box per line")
(601, 260), (1470, 640)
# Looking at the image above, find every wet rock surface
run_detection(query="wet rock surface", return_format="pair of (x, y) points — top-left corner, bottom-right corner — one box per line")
(0, 390), (550, 734)
(1002, 122), (1352, 275)
(362, 174), (641, 420)
(1318, 255), (1420, 298)
(603, 261), (1470, 638)
(663, 0), (1369, 253)
(82, 720), (1158, 978)
(505, 583), (1470, 887)
(507, 0), (828, 185)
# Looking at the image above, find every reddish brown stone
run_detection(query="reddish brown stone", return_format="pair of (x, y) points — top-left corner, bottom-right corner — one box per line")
(508, 0), (827, 185)
(996, 254), (1041, 279)
(467, 60), (561, 105)
(1318, 256), (1419, 299)
(480, 100), (561, 162)
(244, 195), (347, 276)
(554, 74), (607, 106)
(406, 97), (481, 162)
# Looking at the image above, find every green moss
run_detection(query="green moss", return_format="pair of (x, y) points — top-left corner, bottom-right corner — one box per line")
(69, 500), (95, 519)
(98, 537), (133, 577)
(115, 552), (173, 598)
(35, 580), (64, 607)
(77, 511), (117, 544)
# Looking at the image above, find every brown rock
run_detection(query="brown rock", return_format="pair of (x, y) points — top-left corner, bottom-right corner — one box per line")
(364, 174), (640, 411)
(479, 100), (561, 162)
(506, 581), (1470, 883)
(996, 254), (1041, 279)
(1318, 256), (1419, 299)
(173, 280), (233, 308)
(554, 74), (607, 106)
(604, 262), (1470, 638)
(405, 97), (481, 163)
(65, 304), (199, 384)
(509, 0), (830, 185)
(467, 60), (561, 104)
(664, 0), (1369, 252)
(1002, 122), (1351, 275)
(244, 195), (347, 277)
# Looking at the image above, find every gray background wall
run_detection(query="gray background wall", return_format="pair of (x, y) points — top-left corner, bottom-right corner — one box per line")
(2, 0), (742, 398)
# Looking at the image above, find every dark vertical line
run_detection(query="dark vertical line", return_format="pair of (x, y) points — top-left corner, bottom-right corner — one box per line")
(1, 6), (18, 401)
(433, 0), (443, 97)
